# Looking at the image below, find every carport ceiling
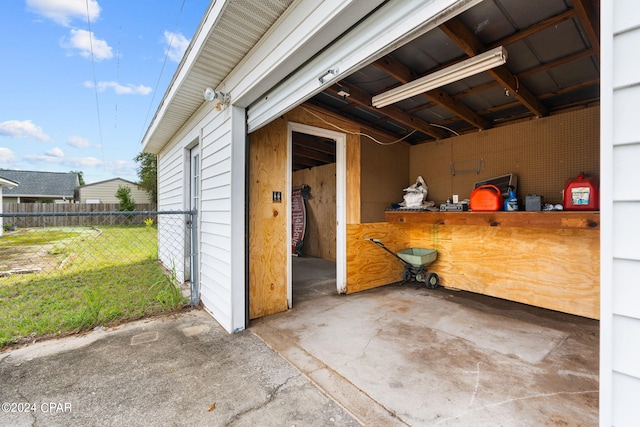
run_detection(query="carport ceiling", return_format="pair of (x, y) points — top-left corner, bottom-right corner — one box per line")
(294, 0), (599, 171)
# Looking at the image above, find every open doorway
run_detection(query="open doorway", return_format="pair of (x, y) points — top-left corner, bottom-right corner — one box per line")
(287, 123), (346, 307)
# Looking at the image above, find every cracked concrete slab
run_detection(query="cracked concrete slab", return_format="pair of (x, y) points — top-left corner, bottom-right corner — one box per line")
(0, 310), (358, 427)
(251, 257), (599, 426)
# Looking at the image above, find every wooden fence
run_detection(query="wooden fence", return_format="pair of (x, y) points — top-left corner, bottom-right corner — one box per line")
(2, 203), (158, 227)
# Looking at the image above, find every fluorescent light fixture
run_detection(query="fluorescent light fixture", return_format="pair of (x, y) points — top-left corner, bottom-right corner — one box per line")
(319, 68), (339, 84)
(372, 46), (507, 108)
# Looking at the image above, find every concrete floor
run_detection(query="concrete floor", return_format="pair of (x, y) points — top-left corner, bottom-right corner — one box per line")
(251, 256), (600, 426)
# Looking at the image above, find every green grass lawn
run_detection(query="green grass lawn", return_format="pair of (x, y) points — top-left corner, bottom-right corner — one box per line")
(0, 226), (187, 349)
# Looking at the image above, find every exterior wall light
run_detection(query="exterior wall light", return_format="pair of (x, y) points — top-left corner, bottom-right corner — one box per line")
(203, 87), (230, 111)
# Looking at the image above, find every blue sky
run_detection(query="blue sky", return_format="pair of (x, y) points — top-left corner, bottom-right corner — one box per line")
(0, 0), (208, 183)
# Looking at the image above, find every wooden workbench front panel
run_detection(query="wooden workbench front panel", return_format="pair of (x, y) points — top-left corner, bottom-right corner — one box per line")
(411, 224), (600, 318)
(346, 223), (412, 293)
(345, 221), (600, 319)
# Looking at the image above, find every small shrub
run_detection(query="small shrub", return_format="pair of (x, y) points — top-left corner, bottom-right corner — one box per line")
(116, 186), (135, 212)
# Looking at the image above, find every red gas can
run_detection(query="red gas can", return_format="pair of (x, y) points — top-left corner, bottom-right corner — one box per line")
(563, 173), (599, 211)
(470, 184), (502, 211)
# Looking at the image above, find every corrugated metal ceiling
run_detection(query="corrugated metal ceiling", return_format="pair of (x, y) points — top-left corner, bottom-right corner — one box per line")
(305, 0), (600, 151)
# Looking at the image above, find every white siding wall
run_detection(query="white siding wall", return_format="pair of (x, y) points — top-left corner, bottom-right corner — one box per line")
(199, 111), (234, 330)
(198, 106), (246, 333)
(602, 0), (640, 425)
(157, 133), (190, 284)
(156, 104), (244, 333)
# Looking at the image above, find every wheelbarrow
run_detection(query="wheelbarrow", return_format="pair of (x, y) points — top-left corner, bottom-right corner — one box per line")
(365, 238), (440, 289)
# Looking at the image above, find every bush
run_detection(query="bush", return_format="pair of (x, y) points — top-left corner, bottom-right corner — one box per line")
(116, 186), (135, 212)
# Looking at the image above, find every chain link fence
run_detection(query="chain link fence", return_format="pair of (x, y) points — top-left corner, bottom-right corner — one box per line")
(0, 211), (199, 348)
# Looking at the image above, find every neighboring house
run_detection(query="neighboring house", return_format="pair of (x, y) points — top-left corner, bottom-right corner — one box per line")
(76, 178), (151, 204)
(0, 169), (78, 203)
(0, 176), (19, 236)
(141, 1), (638, 423)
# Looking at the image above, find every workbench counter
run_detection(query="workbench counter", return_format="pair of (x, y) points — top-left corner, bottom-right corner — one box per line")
(385, 210), (600, 230)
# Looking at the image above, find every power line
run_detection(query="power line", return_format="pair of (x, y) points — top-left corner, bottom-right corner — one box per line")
(85, 0), (106, 168)
(139, 0), (187, 143)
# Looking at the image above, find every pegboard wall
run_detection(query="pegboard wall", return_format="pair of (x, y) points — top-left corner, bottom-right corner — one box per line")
(409, 106), (600, 206)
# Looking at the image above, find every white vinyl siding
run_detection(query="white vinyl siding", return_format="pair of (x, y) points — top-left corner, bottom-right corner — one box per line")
(602, 0), (640, 424)
(158, 147), (188, 211)
(156, 102), (244, 333)
(197, 106), (246, 333)
(199, 112), (234, 330)
(156, 140), (190, 283)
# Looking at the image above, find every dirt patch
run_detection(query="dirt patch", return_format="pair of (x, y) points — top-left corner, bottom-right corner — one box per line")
(0, 228), (99, 276)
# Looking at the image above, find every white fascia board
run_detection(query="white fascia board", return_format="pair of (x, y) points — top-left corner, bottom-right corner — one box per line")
(0, 178), (18, 189)
(228, 0), (386, 108)
(247, 0), (483, 132)
(141, 0), (230, 152)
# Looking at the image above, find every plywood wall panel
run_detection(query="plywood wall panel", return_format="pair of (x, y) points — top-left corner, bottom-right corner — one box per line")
(360, 137), (410, 223)
(348, 221), (599, 318)
(249, 118), (289, 319)
(346, 223), (411, 293)
(446, 226), (599, 318)
(408, 224), (453, 288)
(292, 163), (337, 260)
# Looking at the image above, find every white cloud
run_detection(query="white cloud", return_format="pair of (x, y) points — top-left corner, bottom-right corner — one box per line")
(46, 147), (65, 157)
(24, 153), (103, 168)
(27, 0), (101, 27)
(0, 120), (51, 142)
(163, 30), (190, 63)
(67, 136), (92, 148)
(23, 154), (130, 172)
(62, 29), (113, 61)
(84, 80), (152, 95)
(0, 147), (17, 163)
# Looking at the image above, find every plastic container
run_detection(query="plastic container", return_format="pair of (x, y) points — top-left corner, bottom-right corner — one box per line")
(563, 173), (599, 211)
(397, 248), (437, 267)
(470, 184), (502, 211)
(504, 186), (519, 212)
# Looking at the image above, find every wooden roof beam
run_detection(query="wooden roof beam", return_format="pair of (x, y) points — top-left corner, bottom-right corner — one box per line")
(326, 84), (448, 139)
(451, 49), (596, 100)
(374, 56), (492, 130)
(439, 18), (548, 117)
(572, 0), (600, 56)
(291, 146), (335, 164)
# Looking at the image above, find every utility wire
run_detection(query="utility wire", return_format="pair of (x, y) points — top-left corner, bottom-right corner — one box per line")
(139, 0), (187, 143)
(85, 0), (105, 168)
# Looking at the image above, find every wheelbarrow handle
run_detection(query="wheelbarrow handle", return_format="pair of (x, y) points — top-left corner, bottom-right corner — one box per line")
(365, 237), (408, 264)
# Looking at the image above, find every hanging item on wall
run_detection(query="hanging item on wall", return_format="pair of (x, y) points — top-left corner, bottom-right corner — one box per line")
(291, 184), (311, 256)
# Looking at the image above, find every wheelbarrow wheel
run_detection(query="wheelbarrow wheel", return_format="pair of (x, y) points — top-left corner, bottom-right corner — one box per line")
(425, 272), (439, 289)
(402, 267), (412, 283)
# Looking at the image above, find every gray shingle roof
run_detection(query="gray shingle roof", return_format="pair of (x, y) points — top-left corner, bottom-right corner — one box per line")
(0, 169), (78, 198)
